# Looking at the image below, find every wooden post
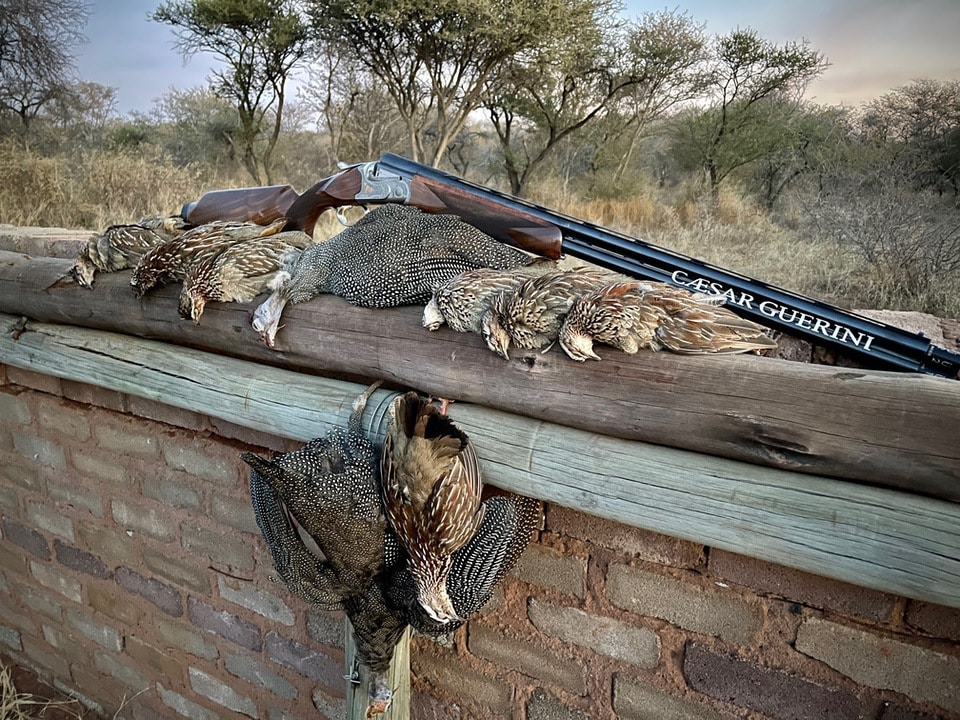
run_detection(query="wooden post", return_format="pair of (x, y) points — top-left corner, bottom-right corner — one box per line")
(344, 621), (411, 719)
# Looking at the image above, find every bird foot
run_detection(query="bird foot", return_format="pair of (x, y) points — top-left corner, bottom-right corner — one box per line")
(365, 699), (391, 718)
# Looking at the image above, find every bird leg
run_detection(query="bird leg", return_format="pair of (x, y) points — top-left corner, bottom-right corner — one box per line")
(365, 673), (393, 718)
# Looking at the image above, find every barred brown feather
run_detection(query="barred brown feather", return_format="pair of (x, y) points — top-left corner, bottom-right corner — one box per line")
(71, 221), (180, 288)
(559, 279), (775, 360)
(130, 218), (286, 297)
(178, 230), (313, 323)
(481, 267), (624, 359)
(380, 391), (484, 624)
(423, 261), (559, 333)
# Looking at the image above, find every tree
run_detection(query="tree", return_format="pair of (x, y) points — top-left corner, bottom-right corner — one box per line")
(860, 79), (960, 196)
(746, 102), (847, 209)
(154, 0), (312, 184)
(669, 29), (828, 196)
(149, 86), (239, 168)
(301, 42), (405, 163)
(487, 8), (708, 196)
(309, 0), (595, 168)
(0, 0), (89, 141)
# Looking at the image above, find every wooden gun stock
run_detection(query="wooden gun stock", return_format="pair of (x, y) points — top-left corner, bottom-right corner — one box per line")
(180, 164), (564, 259)
(406, 176), (563, 259)
(181, 168), (365, 236)
(181, 184), (301, 227)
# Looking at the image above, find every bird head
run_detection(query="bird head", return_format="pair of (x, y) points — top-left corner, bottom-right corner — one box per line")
(421, 296), (445, 331)
(559, 325), (601, 361)
(480, 304), (511, 360)
(411, 561), (460, 624)
(129, 265), (155, 298)
(178, 288), (204, 324)
(70, 257), (97, 289)
(252, 295), (285, 348)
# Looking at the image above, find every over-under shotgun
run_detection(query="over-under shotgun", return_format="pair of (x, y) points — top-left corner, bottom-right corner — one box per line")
(181, 153), (960, 378)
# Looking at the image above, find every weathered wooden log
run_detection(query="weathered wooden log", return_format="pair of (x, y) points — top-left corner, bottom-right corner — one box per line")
(1, 250), (958, 500)
(345, 624), (410, 720)
(2, 314), (959, 608)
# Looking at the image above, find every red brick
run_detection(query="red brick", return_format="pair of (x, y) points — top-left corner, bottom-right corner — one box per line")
(126, 395), (209, 432)
(547, 504), (704, 569)
(6, 366), (62, 396)
(413, 646), (513, 716)
(709, 549), (897, 622)
(265, 629), (341, 690)
(115, 566), (184, 616)
(684, 642), (862, 720)
(881, 704), (954, 720)
(188, 596), (262, 651)
(61, 380), (127, 412)
(54, 540), (109, 578)
(3, 515), (50, 559)
(468, 623), (586, 695)
(906, 601), (960, 641)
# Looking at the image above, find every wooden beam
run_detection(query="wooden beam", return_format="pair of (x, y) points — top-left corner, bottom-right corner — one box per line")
(1, 250), (958, 500)
(2, 314), (959, 609)
(344, 623), (410, 720)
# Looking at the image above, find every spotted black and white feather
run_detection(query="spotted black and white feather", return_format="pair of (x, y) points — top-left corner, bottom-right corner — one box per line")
(252, 204), (533, 347)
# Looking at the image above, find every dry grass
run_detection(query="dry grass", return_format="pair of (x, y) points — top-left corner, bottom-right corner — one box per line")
(0, 140), (240, 230)
(1, 144), (956, 317)
(0, 665), (85, 719)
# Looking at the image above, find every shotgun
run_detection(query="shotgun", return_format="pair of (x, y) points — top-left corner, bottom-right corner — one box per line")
(181, 153), (960, 379)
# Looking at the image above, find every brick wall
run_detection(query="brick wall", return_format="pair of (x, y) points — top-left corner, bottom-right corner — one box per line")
(1, 362), (959, 720)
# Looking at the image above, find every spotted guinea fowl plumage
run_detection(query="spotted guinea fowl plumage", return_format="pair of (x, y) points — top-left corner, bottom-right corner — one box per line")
(481, 266), (624, 359)
(178, 230), (314, 323)
(380, 391), (485, 625)
(130, 218), (286, 297)
(245, 385), (541, 717)
(243, 382), (405, 715)
(252, 204), (532, 347)
(422, 260), (559, 333)
(71, 216), (187, 288)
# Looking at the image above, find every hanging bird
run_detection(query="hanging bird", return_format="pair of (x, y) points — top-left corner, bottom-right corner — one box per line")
(422, 261), (559, 333)
(244, 385), (541, 717)
(70, 216), (187, 288)
(178, 230), (314, 324)
(130, 218), (286, 297)
(654, 302), (778, 355)
(481, 267), (623, 360)
(380, 391), (485, 624)
(558, 280), (723, 361)
(252, 204), (533, 347)
(386, 490), (542, 636)
(243, 382), (406, 716)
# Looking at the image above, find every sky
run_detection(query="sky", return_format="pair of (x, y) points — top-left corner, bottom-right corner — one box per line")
(74, 0), (960, 116)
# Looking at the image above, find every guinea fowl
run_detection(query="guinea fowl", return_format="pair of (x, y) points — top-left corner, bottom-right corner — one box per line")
(481, 267), (623, 360)
(71, 216), (186, 288)
(421, 261), (559, 333)
(559, 280), (776, 360)
(380, 391), (485, 625)
(177, 230), (314, 324)
(251, 204), (532, 347)
(130, 218), (286, 297)
(243, 383), (402, 716)
(244, 385), (541, 717)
